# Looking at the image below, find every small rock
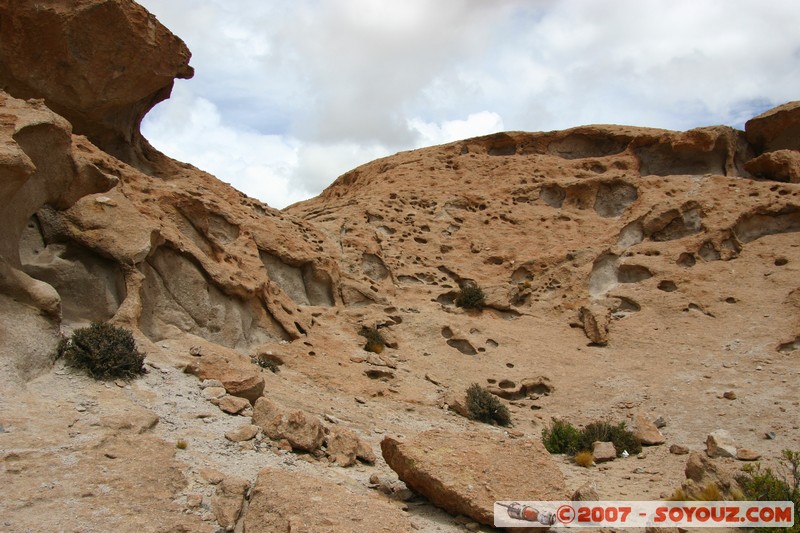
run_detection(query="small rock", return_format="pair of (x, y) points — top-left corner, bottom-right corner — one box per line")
(114, 380), (126, 388)
(355, 396), (367, 404)
(653, 416), (667, 428)
(200, 379), (224, 389)
(723, 391), (737, 400)
(669, 444), (690, 455)
(572, 481), (599, 501)
(633, 414), (666, 445)
(465, 522), (481, 531)
(225, 424), (260, 442)
(75, 405), (86, 412)
(216, 395), (251, 415)
(202, 387), (227, 400)
(592, 441), (617, 463)
(323, 413), (341, 424)
(186, 493), (203, 508)
(736, 448), (761, 461)
(369, 473), (382, 485)
(189, 346), (202, 356)
(765, 431), (777, 440)
(199, 467), (225, 485)
(706, 429), (737, 458)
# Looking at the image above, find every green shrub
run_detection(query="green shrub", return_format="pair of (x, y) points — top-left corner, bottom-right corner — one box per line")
(253, 355), (281, 373)
(736, 450), (800, 533)
(577, 421), (642, 457)
(466, 383), (511, 426)
(455, 284), (486, 310)
(59, 322), (145, 380)
(358, 325), (386, 354)
(542, 418), (641, 457)
(542, 418), (582, 454)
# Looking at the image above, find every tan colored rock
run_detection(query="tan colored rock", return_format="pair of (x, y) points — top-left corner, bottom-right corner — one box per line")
(745, 150), (800, 183)
(381, 429), (567, 526)
(745, 101), (800, 153)
(211, 475), (249, 532)
(579, 305), (610, 345)
(184, 349), (264, 402)
(252, 397), (325, 452)
(736, 448), (762, 461)
(325, 427), (375, 467)
(243, 467), (414, 532)
(572, 481), (600, 501)
(681, 452), (742, 500)
(202, 386), (227, 400)
(592, 441), (616, 463)
(99, 408), (159, 434)
(215, 395), (251, 415)
(0, 0), (193, 165)
(669, 444), (690, 455)
(706, 429), (736, 458)
(224, 424), (260, 443)
(633, 414), (666, 445)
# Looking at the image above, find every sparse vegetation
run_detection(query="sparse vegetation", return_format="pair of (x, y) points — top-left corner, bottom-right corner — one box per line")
(359, 325), (386, 354)
(574, 450), (594, 468)
(577, 421), (641, 457)
(542, 418), (582, 454)
(736, 450), (800, 532)
(58, 322), (145, 380)
(455, 284), (486, 310)
(542, 418), (641, 457)
(176, 439), (188, 450)
(465, 383), (511, 426)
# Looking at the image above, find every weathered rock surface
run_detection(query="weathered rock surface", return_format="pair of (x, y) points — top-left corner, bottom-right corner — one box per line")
(211, 475), (249, 531)
(381, 429), (567, 526)
(244, 467), (414, 532)
(252, 397), (325, 452)
(680, 452), (742, 500)
(184, 347), (265, 402)
(325, 426), (376, 467)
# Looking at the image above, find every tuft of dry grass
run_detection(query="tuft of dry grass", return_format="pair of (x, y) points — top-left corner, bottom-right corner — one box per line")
(176, 439), (188, 450)
(574, 450), (594, 468)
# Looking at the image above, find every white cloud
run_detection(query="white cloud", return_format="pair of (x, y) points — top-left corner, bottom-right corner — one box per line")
(138, 0), (800, 208)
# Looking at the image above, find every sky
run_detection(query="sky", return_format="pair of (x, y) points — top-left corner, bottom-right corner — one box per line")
(137, 0), (800, 209)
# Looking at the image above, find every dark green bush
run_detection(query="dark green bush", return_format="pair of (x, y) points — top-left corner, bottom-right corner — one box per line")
(466, 383), (511, 426)
(542, 418), (641, 456)
(736, 450), (800, 533)
(358, 325), (386, 354)
(455, 284), (486, 310)
(577, 421), (642, 457)
(59, 322), (145, 380)
(542, 418), (582, 454)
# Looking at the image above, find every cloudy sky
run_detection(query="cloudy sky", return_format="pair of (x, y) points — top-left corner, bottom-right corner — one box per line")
(138, 0), (800, 209)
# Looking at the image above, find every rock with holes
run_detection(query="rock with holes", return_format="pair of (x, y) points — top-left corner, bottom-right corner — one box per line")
(579, 305), (610, 345)
(252, 397), (325, 453)
(243, 467), (414, 532)
(381, 429), (567, 527)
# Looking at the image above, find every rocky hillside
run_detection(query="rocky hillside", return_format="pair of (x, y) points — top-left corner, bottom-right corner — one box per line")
(1, 1), (798, 532)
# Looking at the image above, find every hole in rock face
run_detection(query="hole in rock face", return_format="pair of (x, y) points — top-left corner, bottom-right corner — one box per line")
(594, 182), (638, 218)
(657, 280), (678, 292)
(618, 264), (653, 284)
(677, 252), (696, 267)
(365, 369), (394, 380)
(446, 339), (477, 355)
(498, 379), (516, 389)
(725, 297), (737, 304)
(540, 185), (566, 208)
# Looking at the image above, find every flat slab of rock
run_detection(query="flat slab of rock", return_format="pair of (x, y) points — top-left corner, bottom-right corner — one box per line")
(381, 429), (567, 526)
(224, 424), (260, 442)
(736, 448), (762, 461)
(243, 467), (414, 532)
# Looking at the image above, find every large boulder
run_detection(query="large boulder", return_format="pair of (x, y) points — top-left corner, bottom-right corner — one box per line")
(745, 101), (800, 153)
(0, 0), (193, 166)
(381, 429), (567, 527)
(243, 467), (415, 532)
